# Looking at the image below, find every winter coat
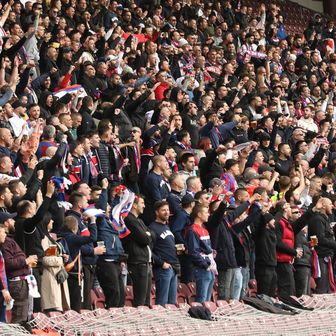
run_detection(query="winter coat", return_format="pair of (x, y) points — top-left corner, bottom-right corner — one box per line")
(40, 236), (70, 312)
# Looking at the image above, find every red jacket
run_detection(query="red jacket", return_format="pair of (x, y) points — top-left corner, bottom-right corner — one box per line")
(276, 217), (295, 263)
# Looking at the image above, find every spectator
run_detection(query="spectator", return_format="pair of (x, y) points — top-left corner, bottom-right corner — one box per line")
(150, 201), (179, 306)
(124, 195), (152, 307)
(185, 204), (215, 303)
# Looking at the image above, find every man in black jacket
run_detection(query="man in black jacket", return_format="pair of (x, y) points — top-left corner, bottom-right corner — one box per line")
(77, 96), (96, 137)
(206, 193), (261, 300)
(307, 197), (336, 293)
(254, 212), (277, 297)
(123, 195), (153, 307)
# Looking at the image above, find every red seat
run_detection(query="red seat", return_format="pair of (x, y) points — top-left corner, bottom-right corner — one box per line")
(47, 311), (63, 318)
(151, 305), (165, 310)
(176, 302), (190, 309)
(190, 302), (202, 307)
(212, 288), (218, 303)
(94, 287), (106, 301)
(91, 289), (105, 309)
(125, 285), (134, 307)
(137, 305), (150, 311)
(164, 304), (177, 310)
(202, 301), (217, 312)
(151, 283), (156, 306)
(80, 309), (91, 314)
(177, 283), (191, 303)
(216, 300), (229, 307)
(6, 310), (11, 323)
(187, 282), (197, 303)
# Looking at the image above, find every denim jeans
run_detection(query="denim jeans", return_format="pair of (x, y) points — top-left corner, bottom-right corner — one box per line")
(218, 268), (243, 300)
(194, 267), (215, 303)
(240, 266), (250, 299)
(153, 267), (177, 305)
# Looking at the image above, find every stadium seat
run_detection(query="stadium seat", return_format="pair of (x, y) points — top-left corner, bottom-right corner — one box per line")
(151, 305), (166, 310)
(190, 302), (202, 307)
(94, 287), (106, 301)
(91, 290), (105, 309)
(212, 288), (218, 303)
(164, 304), (177, 310)
(137, 305), (150, 311)
(176, 302), (190, 309)
(187, 282), (197, 303)
(177, 282), (191, 303)
(216, 300), (229, 307)
(202, 301), (217, 312)
(125, 285), (134, 307)
(80, 309), (91, 314)
(47, 311), (62, 318)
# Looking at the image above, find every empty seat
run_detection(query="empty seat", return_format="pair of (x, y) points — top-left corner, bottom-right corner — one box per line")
(91, 289), (105, 309)
(187, 282), (197, 303)
(177, 283), (191, 303)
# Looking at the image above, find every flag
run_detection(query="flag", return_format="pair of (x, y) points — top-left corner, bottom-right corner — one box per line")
(111, 188), (135, 238)
(51, 176), (72, 209)
(53, 84), (87, 99)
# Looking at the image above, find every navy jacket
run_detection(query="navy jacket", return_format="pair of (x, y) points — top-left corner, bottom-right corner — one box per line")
(167, 190), (182, 224)
(170, 209), (191, 244)
(59, 222), (97, 272)
(185, 224), (212, 269)
(96, 189), (124, 262)
(66, 209), (98, 265)
(150, 221), (179, 267)
(206, 201), (251, 270)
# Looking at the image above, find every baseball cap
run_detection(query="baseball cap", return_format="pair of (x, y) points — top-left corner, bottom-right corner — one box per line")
(181, 194), (196, 205)
(62, 47), (72, 53)
(259, 132), (271, 142)
(12, 100), (24, 109)
(179, 38), (189, 47)
(162, 42), (172, 48)
(0, 212), (16, 224)
(244, 171), (261, 182)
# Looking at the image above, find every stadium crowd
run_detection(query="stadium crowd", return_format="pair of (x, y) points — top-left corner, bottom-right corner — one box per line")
(0, 0), (335, 325)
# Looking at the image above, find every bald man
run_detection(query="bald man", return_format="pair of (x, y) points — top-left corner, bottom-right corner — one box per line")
(0, 128), (16, 163)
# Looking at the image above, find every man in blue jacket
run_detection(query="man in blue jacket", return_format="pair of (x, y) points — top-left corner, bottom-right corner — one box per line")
(95, 178), (125, 308)
(185, 204), (215, 303)
(66, 191), (105, 309)
(143, 155), (170, 224)
(150, 201), (179, 306)
(170, 193), (195, 283)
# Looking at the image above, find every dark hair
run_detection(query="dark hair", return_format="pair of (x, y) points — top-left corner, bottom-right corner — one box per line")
(16, 200), (32, 216)
(69, 192), (85, 207)
(154, 200), (169, 211)
(73, 181), (88, 192)
(191, 204), (208, 221)
(0, 184), (9, 197)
